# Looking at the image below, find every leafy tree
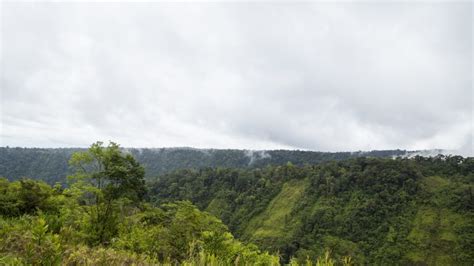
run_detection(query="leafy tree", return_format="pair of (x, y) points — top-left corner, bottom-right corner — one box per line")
(68, 141), (146, 245)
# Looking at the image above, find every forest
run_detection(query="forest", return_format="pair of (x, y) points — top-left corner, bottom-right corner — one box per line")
(0, 147), (413, 184)
(149, 154), (474, 264)
(0, 143), (281, 265)
(0, 142), (473, 265)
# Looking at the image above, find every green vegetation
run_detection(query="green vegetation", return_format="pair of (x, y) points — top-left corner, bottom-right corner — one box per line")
(244, 179), (307, 241)
(1, 142), (472, 265)
(405, 174), (473, 264)
(0, 146), (410, 184)
(149, 156), (474, 264)
(0, 142), (343, 265)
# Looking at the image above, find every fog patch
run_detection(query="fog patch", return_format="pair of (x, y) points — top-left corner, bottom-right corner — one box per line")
(245, 150), (271, 165)
(394, 148), (472, 159)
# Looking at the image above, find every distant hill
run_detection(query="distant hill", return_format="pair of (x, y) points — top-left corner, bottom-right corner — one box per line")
(0, 146), (436, 183)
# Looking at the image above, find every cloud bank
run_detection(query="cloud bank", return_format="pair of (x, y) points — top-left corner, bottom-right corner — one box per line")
(1, 2), (472, 155)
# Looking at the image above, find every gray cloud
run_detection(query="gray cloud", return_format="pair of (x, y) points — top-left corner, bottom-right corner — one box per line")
(1, 2), (472, 154)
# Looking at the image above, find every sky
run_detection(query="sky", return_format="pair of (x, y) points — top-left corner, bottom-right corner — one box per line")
(1, 1), (472, 155)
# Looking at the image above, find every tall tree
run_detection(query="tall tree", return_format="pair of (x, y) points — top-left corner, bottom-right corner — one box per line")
(69, 141), (146, 244)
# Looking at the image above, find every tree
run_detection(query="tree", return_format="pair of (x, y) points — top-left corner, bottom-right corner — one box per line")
(68, 141), (146, 245)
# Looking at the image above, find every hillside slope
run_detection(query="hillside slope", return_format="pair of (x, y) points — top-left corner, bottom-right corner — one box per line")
(148, 156), (474, 264)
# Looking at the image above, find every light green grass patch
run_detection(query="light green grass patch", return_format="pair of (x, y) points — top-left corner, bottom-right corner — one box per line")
(244, 179), (308, 241)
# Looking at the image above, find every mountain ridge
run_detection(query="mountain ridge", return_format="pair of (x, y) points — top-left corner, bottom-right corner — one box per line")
(0, 147), (444, 183)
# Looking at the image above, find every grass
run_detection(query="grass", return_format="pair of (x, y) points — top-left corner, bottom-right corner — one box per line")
(244, 179), (308, 241)
(406, 207), (467, 264)
(405, 175), (470, 265)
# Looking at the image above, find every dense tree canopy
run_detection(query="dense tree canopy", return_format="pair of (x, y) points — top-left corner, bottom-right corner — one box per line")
(149, 155), (474, 264)
(0, 142), (284, 265)
(0, 146), (411, 184)
(0, 142), (472, 265)
(69, 141), (147, 203)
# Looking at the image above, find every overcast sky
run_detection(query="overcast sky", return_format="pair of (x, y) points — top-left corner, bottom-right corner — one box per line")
(1, 2), (472, 154)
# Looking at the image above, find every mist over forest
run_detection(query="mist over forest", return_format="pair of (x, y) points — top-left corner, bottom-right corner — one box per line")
(1, 1), (472, 265)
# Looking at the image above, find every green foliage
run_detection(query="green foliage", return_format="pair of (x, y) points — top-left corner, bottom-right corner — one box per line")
(61, 245), (157, 265)
(1, 141), (472, 265)
(405, 175), (474, 264)
(244, 179), (308, 245)
(0, 179), (281, 265)
(1, 146), (409, 183)
(0, 143), (284, 265)
(148, 165), (304, 235)
(150, 156), (474, 264)
(69, 141), (147, 203)
(0, 177), (58, 217)
(0, 215), (61, 265)
(68, 141), (147, 245)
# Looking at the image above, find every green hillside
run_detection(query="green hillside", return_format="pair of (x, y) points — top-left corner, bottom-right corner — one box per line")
(405, 175), (473, 264)
(0, 143), (282, 265)
(244, 179), (308, 242)
(149, 156), (474, 264)
(1, 142), (472, 265)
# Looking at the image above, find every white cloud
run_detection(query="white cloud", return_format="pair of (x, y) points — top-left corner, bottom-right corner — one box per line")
(0, 2), (472, 155)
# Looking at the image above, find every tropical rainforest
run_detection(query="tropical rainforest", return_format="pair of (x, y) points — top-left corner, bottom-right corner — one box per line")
(0, 147), (413, 184)
(0, 142), (472, 265)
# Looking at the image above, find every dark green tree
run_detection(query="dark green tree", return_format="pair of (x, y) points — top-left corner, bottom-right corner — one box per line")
(69, 141), (146, 245)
